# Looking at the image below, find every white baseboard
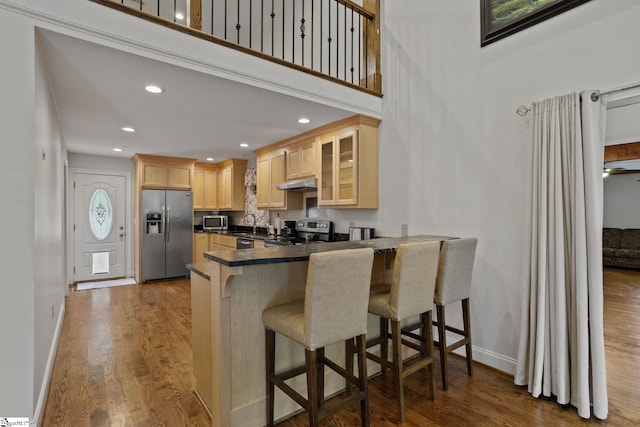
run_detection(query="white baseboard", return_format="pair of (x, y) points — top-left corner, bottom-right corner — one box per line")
(31, 301), (65, 427)
(466, 345), (517, 375)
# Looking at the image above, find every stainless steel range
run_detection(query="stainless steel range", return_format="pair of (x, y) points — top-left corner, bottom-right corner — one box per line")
(295, 218), (333, 243)
(263, 218), (333, 247)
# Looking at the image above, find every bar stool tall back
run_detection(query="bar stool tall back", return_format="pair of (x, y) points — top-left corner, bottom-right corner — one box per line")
(262, 248), (375, 427)
(433, 237), (477, 391)
(363, 241), (441, 423)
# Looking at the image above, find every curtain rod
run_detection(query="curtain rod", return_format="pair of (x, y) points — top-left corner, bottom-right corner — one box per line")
(590, 82), (640, 101)
(515, 81), (640, 116)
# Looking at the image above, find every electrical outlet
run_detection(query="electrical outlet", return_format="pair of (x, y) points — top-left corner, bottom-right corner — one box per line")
(401, 224), (408, 237)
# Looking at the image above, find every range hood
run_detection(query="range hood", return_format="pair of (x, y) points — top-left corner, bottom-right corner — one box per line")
(276, 177), (317, 191)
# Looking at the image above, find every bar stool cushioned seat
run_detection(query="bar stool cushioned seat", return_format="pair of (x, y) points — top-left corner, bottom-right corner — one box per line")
(433, 237), (477, 391)
(263, 247), (374, 427)
(364, 241), (441, 423)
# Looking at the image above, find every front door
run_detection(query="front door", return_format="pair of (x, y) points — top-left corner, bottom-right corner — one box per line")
(73, 172), (126, 282)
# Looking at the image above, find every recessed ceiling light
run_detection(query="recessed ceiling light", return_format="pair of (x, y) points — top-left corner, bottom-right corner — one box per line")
(145, 85), (164, 94)
(113, 148), (123, 152)
(121, 127), (135, 132)
(175, 12), (184, 20)
(298, 117), (310, 124)
(240, 143), (249, 148)
(206, 157), (214, 161)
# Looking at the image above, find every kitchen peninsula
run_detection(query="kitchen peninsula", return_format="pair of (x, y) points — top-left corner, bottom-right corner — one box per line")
(188, 236), (453, 426)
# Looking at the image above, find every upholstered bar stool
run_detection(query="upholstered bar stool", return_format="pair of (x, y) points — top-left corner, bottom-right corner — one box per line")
(364, 241), (441, 423)
(433, 237), (477, 391)
(263, 248), (374, 427)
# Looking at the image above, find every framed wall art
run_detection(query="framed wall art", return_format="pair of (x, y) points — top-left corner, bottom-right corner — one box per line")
(481, 0), (592, 46)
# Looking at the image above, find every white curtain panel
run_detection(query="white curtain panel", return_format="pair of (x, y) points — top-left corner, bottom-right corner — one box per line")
(515, 91), (608, 419)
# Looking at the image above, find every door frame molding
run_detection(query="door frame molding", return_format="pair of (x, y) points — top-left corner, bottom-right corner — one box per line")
(67, 168), (133, 284)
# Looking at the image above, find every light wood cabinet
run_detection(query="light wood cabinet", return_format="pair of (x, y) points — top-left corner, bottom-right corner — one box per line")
(317, 117), (379, 208)
(134, 154), (195, 189)
(253, 114), (379, 210)
(287, 138), (316, 180)
(193, 163), (218, 210)
(209, 233), (237, 249)
(216, 159), (247, 211)
(193, 233), (210, 264)
(256, 150), (302, 210)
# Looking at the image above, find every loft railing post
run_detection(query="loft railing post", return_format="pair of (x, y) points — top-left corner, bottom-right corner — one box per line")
(190, 0), (202, 31)
(362, 0), (380, 92)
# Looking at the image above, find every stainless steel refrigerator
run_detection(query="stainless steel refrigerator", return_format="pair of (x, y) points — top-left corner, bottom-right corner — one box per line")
(141, 189), (193, 281)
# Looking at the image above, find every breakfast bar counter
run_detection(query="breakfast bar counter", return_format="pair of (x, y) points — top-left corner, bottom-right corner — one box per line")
(189, 235), (452, 427)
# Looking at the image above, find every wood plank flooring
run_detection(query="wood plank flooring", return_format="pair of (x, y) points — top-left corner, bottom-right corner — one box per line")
(42, 269), (640, 426)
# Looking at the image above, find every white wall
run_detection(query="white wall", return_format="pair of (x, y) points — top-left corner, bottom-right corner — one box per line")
(33, 33), (68, 423)
(0, 7), (36, 419)
(604, 173), (640, 228)
(375, 0), (640, 372)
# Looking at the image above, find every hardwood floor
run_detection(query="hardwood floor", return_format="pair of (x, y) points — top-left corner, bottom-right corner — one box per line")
(42, 269), (640, 426)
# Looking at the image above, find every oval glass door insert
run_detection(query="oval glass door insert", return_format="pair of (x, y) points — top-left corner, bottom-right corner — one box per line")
(89, 188), (113, 240)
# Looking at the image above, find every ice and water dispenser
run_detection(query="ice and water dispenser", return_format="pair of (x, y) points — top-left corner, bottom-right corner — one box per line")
(146, 212), (162, 235)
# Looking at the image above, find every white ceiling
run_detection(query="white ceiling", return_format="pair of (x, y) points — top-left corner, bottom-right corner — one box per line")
(37, 29), (355, 163)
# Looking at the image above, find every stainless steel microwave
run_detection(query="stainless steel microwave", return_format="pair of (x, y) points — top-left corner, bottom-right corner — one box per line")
(202, 215), (228, 231)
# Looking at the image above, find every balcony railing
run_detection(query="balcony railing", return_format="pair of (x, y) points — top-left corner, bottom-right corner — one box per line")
(92, 0), (382, 95)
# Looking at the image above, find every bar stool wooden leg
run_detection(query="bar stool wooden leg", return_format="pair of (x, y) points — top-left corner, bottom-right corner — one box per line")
(306, 349), (320, 427)
(265, 329), (276, 427)
(345, 338), (354, 392)
(422, 311), (436, 400)
(436, 304), (448, 391)
(317, 347), (325, 408)
(462, 298), (473, 376)
(380, 317), (389, 375)
(391, 319), (405, 423)
(356, 334), (370, 427)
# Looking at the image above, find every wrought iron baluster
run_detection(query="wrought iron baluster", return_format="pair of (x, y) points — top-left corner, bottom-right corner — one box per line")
(236, 0), (241, 44)
(292, 0), (296, 63)
(250, 0), (253, 48)
(365, 18), (369, 89)
(327, 0), (331, 74)
(271, 0), (276, 56)
(261, 0), (264, 52)
(211, 0), (215, 35)
(358, 13), (361, 86)
(224, 0), (228, 40)
(173, 0), (176, 21)
(311, 0), (315, 69)
(300, 0), (306, 66)
(350, 8), (354, 83)
(335, 0), (339, 79)
(282, 0), (285, 60)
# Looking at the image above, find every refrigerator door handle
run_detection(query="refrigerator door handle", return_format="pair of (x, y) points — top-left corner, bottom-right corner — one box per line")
(162, 205), (166, 243)
(166, 206), (171, 243)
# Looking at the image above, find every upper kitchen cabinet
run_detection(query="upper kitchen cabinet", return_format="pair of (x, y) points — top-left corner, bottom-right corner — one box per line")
(133, 154), (195, 189)
(286, 138), (316, 180)
(193, 162), (218, 210)
(317, 116), (380, 208)
(253, 114), (380, 209)
(216, 158), (247, 211)
(255, 149), (302, 210)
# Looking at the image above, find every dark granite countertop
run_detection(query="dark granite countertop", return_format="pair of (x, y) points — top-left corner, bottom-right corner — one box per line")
(186, 262), (210, 280)
(203, 235), (456, 267)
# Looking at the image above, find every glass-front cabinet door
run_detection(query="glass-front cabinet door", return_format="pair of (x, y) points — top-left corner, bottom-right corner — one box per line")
(319, 130), (358, 206)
